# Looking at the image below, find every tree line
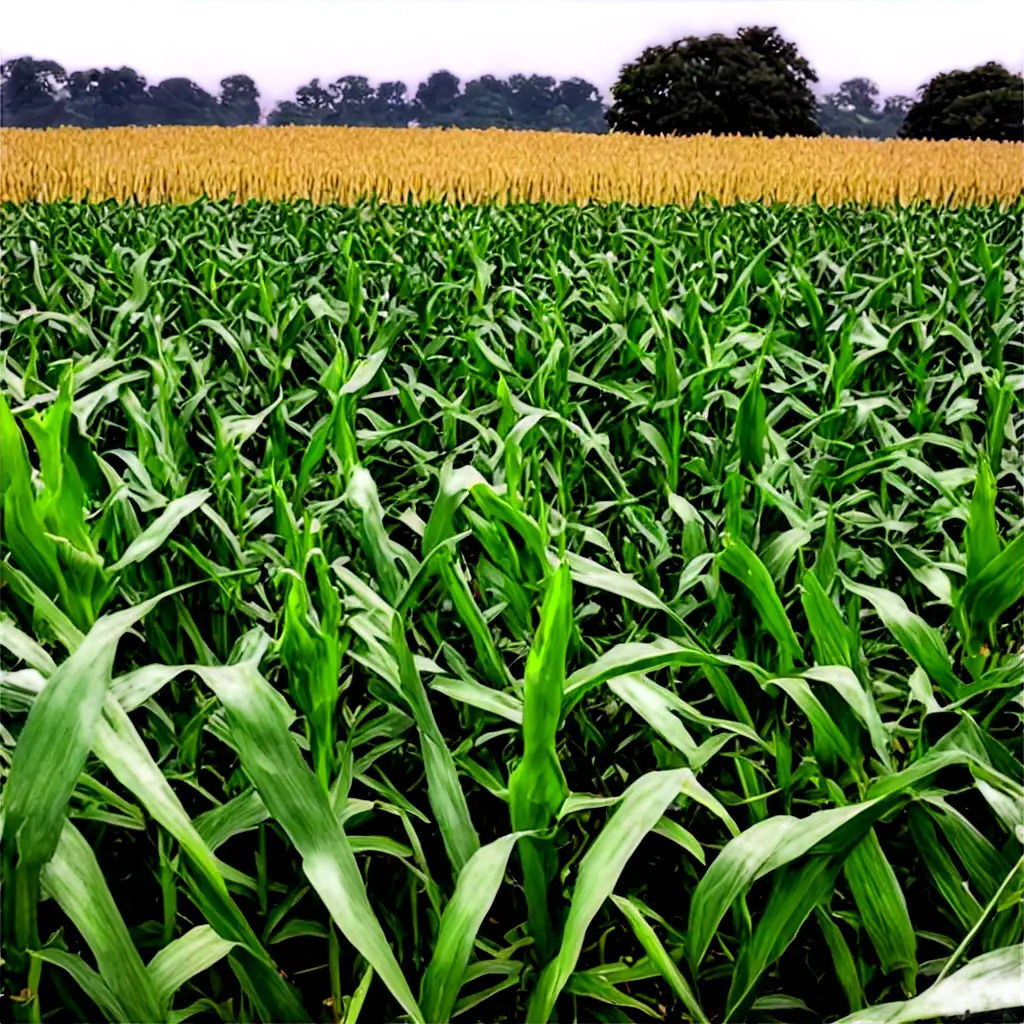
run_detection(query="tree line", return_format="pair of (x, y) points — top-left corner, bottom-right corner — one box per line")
(2, 26), (1021, 141)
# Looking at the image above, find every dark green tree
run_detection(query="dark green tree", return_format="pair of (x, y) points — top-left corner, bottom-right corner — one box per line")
(507, 74), (557, 129)
(0, 57), (67, 126)
(147, 77), (221, 125)
(325, 75), (376, 125)
(65, 67), (152, 127)
(219, 74), (260, 125)
(459, 75), (513, 129)
(413, 70), (461, 126)
(3, 57), (610, 133)
(295, 78), (333, 119)
(737, 25), (817, 94)
(553, 77), (607, 133)
(606, 26), (821, 137)
(372, 80), (411, 126)
(900, 62), (1024, 141)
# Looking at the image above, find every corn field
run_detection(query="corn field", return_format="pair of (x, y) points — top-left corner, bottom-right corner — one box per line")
(1, 126), (1022, 205)
(1, 185), (1023, 1024)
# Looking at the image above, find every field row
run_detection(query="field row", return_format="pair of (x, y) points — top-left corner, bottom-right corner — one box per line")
(1, 200), (1022, 1023)
(2, 127), (1023, 205)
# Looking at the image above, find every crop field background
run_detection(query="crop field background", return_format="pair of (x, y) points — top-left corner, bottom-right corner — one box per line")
(1, 166), (1023, 1023)
(2, 127), (1023, 206)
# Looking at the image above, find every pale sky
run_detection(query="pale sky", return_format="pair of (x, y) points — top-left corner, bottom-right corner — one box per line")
(4, 0), (1023, 111)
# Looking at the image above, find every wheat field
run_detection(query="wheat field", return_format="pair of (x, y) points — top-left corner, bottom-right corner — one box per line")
(2, 125), (1022, 205)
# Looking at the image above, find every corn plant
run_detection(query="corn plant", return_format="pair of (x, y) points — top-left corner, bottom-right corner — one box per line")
(1, 197), (1022, 1023)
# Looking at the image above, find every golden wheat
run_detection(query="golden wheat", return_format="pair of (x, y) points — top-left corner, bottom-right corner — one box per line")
(1, 125), (1021, 206)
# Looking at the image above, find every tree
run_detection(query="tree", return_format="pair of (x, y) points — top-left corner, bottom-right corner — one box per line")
(148, 77), (220, 125)
(65, 66), (152, 127)
(297, 78), (334, 117)
(372, 80), (411, 127)
(829, 77), (880, 117)
(817, 78), (914, 139)
(219, 74), (260, 125)
(606, 26), (821, 137)
(553, 77), (607, 133)
(736, 25), (817, 95)
(413, 70), (461, 127)
(883, 95), (913, 117)
(3, 56), (612, 133)
(900, 62), (1023, 141)
(325, 75), (376, 125)
(458, 75), (513, 129)
(0, 57), (67, 126)
(507, 74), (557, 130)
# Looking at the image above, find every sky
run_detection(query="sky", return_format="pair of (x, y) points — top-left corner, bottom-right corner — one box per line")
(3, 0), (1023, 112)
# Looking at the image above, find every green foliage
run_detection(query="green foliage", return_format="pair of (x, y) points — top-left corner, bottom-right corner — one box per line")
(900, 61), (1024, 141)
(0, 197), (1021, 1023)
(607, 25), (822, 137)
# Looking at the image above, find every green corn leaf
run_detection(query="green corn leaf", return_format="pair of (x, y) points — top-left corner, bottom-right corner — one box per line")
(3, 589), (184, 956)
(608, 673), (702, 765)
(471, 482), (547, 562)
(841, 576), (961, 697)
(431, 675), (523, 724)
(814, 908), (865, 1014)
(344, 964), (375, 1024)
(0, 560), (84, 654)
(835, 945), (1023, 1024)
(420, 832), (525, 1024)
(772, 676), (856, 769)
(726, 855), (842, 1018)
(563, 638), (768, 716)
(41, 821), (164, 1023)
(984, 378), (1014, 475)
(736, 363), (768, 474)
(801, 570), (854, 669)
(965, 456), (1002, 581)
(423, 464), (482, 557)
(844, 827), (918, 994)
(687, 798), (889, 970)
(802, 665), (890, 769)
(527, 768), (691, 1023)
(907, 807), (983, 930)
(194, 662), (424, 1023)
(564, 972), (663, 1018)
(961, 535), (1024, 648)
(0, 394), (64, 601)
(146, 926), (237, 1008)
(813, 506), (838, 591)
(609, 895), (709, 1024)
(0, 615), (57, 675)
(719, 536), (802, 667)
(344, 465), (406, 604)
(30, 948), (129, 1023)
(509, 561), (573, 965)
(564, 551), (681, 623)
(392, 613), (480, 874)
(107, 489), (211, 572)
(85, 688), (309, 1020)
(437, 552), (510, 690)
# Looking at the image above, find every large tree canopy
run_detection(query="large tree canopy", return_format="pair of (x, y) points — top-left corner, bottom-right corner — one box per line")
(900, 62), (1024, 141)
(606, 26), (821, 137)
